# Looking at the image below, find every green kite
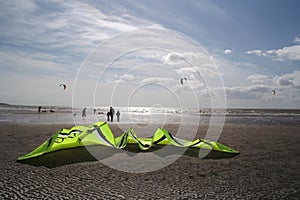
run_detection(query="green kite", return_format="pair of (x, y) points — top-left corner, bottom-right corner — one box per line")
(18, 121), (239, 160)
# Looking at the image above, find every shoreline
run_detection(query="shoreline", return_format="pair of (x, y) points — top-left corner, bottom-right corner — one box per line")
(1, 106), (299, 127)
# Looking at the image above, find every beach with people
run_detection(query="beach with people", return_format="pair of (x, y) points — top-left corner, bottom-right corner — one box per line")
(0, 104), (299, 199)
(1, 1), (300, 199)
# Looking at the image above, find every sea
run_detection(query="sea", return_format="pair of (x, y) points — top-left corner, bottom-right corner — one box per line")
(0, 104), (299, 127)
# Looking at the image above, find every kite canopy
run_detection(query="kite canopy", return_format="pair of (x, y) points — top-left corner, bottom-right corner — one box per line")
(59, 84), (67, 90)
(180, 78), (187, 84)
(18, 122), (239, 161)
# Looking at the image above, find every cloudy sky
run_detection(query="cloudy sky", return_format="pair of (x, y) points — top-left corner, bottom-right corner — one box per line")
(1, 0), (300, 109)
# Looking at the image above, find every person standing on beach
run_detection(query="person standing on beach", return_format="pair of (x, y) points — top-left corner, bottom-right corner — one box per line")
(82, 108), (87, 118)
(38, 106), (41, 113)
(110, 107), (115, 122)
(116, 110), (120, 122)
(107, 111), (110, 121)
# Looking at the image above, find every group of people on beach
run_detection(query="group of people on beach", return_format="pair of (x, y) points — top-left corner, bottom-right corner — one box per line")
(38, 106), (54, 113)
(81, 106), (120, 122)
(107, 106), (120, 122)
(38, 105), (121, 121)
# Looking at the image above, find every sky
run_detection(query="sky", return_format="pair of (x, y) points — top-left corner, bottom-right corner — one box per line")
(0, 0), (300, 109)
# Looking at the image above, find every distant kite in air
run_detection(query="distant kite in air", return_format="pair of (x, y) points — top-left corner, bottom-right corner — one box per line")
(59, 84), (67, 91)
(272, 90), (276, 95)
(180, 78), (187, 85)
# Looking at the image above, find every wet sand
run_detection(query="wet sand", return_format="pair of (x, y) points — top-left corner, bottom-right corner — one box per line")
(0, 122), (299, 199)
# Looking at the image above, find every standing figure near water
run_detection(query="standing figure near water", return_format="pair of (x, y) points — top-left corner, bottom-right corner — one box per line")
(82, 108), (87, 118)
(38, 106), (42, 113)
(110, 107), (115, 122)
(116, 110), (120, 122)
(107, 111), (110, 121)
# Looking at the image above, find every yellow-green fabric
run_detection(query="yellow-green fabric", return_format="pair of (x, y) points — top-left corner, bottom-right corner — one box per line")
(18, 121), (239, 160)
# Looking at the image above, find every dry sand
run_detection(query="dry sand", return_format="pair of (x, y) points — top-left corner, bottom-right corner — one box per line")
(0, 122), (299, 199)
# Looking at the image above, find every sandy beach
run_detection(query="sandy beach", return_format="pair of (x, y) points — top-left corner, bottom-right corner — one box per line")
(0, 122), (299, 199)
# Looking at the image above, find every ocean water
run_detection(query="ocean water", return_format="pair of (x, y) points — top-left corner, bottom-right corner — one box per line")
(0, 104), (299, 126)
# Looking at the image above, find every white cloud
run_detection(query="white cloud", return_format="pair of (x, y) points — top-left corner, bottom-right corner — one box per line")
(245, 50), (265, 57)
(0, 0), (158, 55)
(293, 36), (300, 44)
(246, 42), (300, 61)
(274, 71), (300, 89)
(176, 67), (197, 75)
(163, 52), (220, 78)
(0, 0), (164, 81)
(245, 34), (300, 61)
(114, 74), (135, 83)
(267, 45), (300, 61)
(247, 74), (271, 83)
(174, 81), (205, 94)
(224, 49), (232, 54)
(163, 53), (185, 65)
(140, 77), (174, 85)
(121, 74), (134, 81)
(225, 85), (272, 99)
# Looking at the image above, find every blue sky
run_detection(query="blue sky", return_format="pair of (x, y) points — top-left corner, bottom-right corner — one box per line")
(0, 0), (300, 109)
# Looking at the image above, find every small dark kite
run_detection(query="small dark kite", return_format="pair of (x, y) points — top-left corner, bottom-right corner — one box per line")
(59, 84), (67, 91)
(180, 78), (187, 85)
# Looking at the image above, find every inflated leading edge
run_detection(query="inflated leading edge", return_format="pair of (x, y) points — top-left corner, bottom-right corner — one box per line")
(18, 122), (239, 160)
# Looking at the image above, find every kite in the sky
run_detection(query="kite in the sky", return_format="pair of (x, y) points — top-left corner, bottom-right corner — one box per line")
(272, 90), (276, 95)
(17, 122), (239, 161)
(180, 78), (187, 85)
(59, 84), (67, 91)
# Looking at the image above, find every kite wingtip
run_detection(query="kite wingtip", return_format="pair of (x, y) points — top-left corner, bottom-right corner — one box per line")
(17, 155), (28, 161)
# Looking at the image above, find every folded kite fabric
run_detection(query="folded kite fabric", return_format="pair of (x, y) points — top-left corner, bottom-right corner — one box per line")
(18, 122), (239, 160)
